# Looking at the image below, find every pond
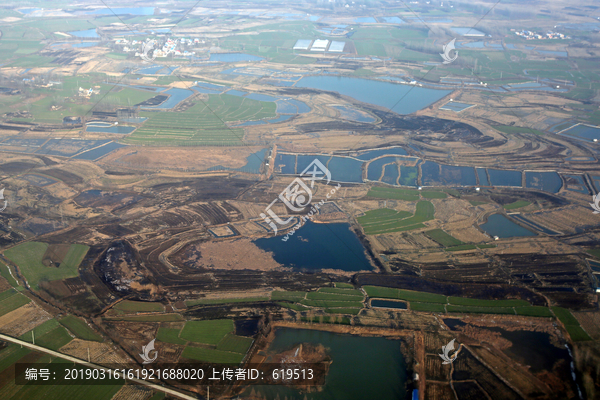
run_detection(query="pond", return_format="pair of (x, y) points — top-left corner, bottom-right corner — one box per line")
(525, 171), (562, 193)
(371, 299), (408, 309)
(560, 124), (600, 142)
(142, 88), (194, 110)
(295, 76), (451, 115)
(326, 157), (364, 183)
(487, 169), (522, 187)
(246, 327), (409, 400)
(440, 165), (477, 186)
(355, 146), (407, 161)
(253, 221), (374, 272)
(73, 142), (127, 161)
(480, 214), (536, 238)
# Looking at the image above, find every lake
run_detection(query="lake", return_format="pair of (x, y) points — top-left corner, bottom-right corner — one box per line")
(246, 327), (409, 400)
(253, 221), (374, 272)
(480, 214), (536, 238)
(295, 76), (451, 115)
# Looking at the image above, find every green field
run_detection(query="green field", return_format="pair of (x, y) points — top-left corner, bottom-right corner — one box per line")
(494, 125), (545, 136)
(276, 302), (309, 311)
(271, 291), (307, 301)
(410, 302), (446, 312)
(114, 301), (164, 312)
(124, 94), (276, 146)
(0, 343), (31, 373)
(514, 306), (554, 317)
(180, 320), (234, 345)
(366, 186), (420, 201)
(104, 314), (183, 322)
(306, 291), (364, 301)
(0, 292), (31, 316)
(424, 229), (464, 247)
(156, 327), (187, 345)
(0, 262), (19, 288)
(4, 242), (88, 290)
(20, 319), (60, 343)
(469, 200), (488, 206)
(185, 297), (269, 307)
(216, 333), (253, 354)
(504, 200), (532, 210)
(364, 286), (447, 303)
(552, 307), (592, 341)
(316, 288), (363, 296)
(359, 201), (434, 234)
(448, 297), (529, 307)
(36, 326), (73, 351)
(301, 299), (364, 308)
(182, 346), (244, 364)
(334, 282), (354, 289)
(446, 244), (478, 252)
(59, 316), (103, 342)
(446, 305), (516, 315)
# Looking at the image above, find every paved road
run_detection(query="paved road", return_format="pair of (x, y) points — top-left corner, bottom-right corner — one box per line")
(0, 333), (199, 400)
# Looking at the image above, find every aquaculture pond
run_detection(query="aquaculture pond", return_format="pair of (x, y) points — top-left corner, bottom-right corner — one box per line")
(525, 171), (562, 193)
(246, 327), (409, 400)
(85, 125), (136, 134)
(73, 142), (127, 161)
(480, 214), (536, 238)
(487, 169), (523, 187)
(326, 157), (364, 183)
(355, 146), (408, 161)
(253, 222), (373, 272)
(295, 76), (451, 115)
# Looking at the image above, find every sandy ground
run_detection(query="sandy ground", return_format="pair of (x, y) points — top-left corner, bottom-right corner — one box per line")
(192, 238), (284, 271)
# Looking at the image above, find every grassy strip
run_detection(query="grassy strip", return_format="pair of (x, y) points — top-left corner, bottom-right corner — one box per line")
(410, 302), (446, 312)
(448, 297), (529, 307)
(104, 314), (183, 322)
(514, 306), (554, 317)
(364, 286), (447, 303)
(114, 301), (164, 312)
(504, 200), (531, 210)
(59, 315), (103, 342)
(424, 229), (464, 247)
(421, 191), (447, 199)
(300, 299), (364, 308)
(446, 244), (477, 251)
(317, 287), (363, 296)
(446, 305), (515, 314)
(185, 297), (269, 307)
(306, 292), (363, 301)
(182, 346), (243, 364)
(180, 320), (234, 345)
(0, 262), (19, 288)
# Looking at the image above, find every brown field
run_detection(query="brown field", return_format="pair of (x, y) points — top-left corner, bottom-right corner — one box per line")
(0, 303), (51, 337)
(111, 385), (153, 400)
(573, 311), (600, 340)
(59, 338), (130, 364)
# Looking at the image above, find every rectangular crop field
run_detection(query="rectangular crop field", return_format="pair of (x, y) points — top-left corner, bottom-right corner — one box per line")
(446, 305), (515, 315)
(36, 326), (73, 351)
(216, 333), (253, 354)
(20, 319), (60, 343)
(182, 346), (244, 364)
(552, 307), (592, 341)
(300, 299), (364, 308)
(180, 320), (234, 345)
(504, 200), (531, 210)
(185, 297), (269, 307)
(114, 301), (164, 312)
(360, 201), (434, 234)
(305, 292), (364, 301)
(364, 286), (447, 303)
(424, 229), (464, 247)
(59, 316), (103, 342)
(125, 94), (276, 146)
(4, 242), (88, 290)
(271, 291), (307, 301)
(316, 288), (363, 296)
(447, 297), (530, 307)
(0, 292), (31, 316)
(514, 306), (553, 317)
(410, 302), (446, 312)
(156, 327), (186, 345)
(103, 314), (183, 322)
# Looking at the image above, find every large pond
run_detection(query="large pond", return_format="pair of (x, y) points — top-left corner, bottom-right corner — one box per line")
(246, 327), (409, 400)
(480, 214), (536, 238)
(253, 221), (373, 272)
(295, 76), (451, 115)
